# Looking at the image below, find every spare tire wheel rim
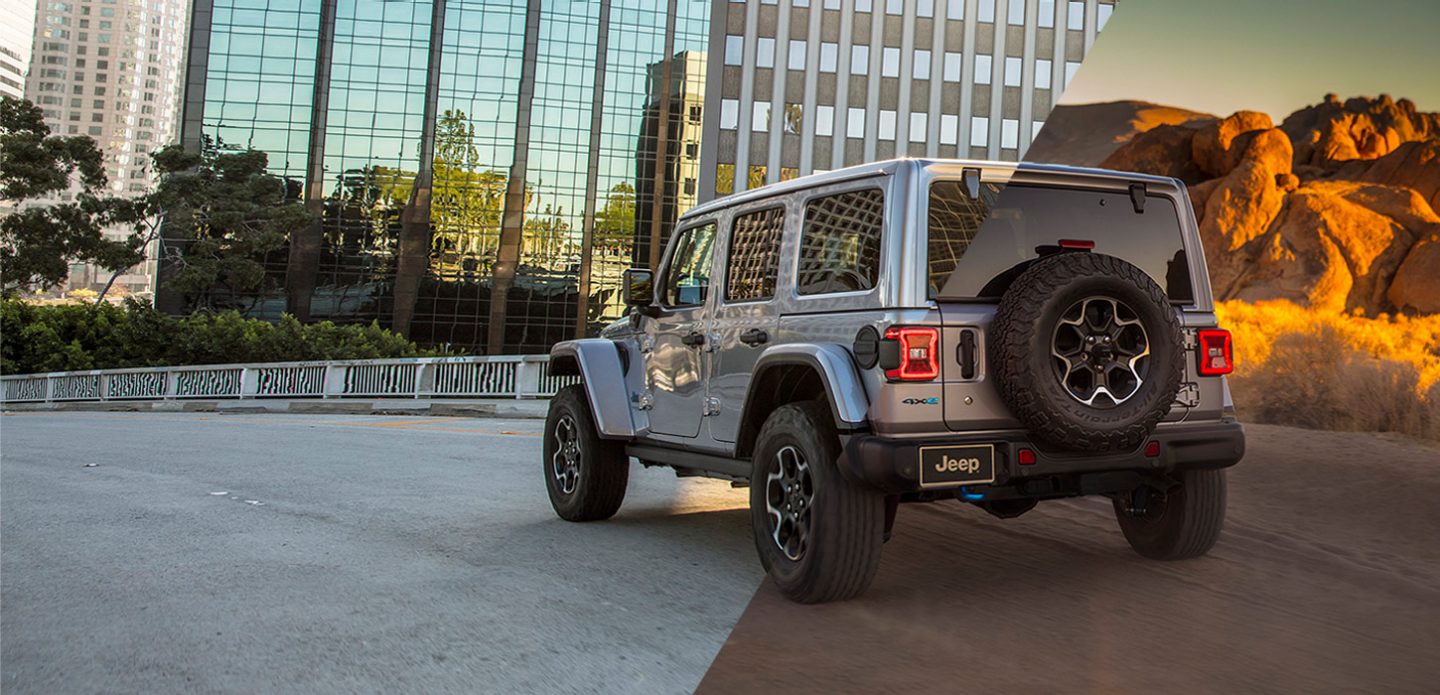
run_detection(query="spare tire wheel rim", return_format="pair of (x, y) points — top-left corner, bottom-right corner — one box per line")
(765, 445), (813, 561)
(551, 413), (581, 495)
(1050, 295), (1151, 408)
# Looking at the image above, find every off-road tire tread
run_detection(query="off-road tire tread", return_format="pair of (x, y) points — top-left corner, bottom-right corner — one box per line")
(990, 252), (1184, 452)
(1115, 469), (1226, 560)
(545, 385), (628, 522)
(751, 400), (883, 603)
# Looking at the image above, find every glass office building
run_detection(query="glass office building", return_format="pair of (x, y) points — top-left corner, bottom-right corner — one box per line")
(169, 0), (1114, 353)
(171, 0), (710, 353)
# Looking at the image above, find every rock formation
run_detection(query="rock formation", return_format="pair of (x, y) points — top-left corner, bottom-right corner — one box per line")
(1040, 96), (1440, 314)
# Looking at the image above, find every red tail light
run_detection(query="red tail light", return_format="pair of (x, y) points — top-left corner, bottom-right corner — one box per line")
(1058, 239), (1095, 249)
(883, 326), (940, 381)
(1196, 328), (1233, 376)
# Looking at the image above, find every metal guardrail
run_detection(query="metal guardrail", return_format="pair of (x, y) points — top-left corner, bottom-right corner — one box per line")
(0, 355), (576, 404)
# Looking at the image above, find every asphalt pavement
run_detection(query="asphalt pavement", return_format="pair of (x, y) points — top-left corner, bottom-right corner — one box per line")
(0, 412), (760, 695)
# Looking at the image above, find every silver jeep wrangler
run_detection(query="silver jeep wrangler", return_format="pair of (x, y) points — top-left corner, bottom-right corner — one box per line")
(545, 158), (1244, 604)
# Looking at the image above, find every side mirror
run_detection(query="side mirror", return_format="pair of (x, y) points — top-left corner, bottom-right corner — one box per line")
(623, 268), (655, 309)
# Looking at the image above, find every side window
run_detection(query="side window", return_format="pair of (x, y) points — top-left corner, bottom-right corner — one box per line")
(660, 223), (716, 307)
(798, 188), (884, 295)
(927, 180), (1003, 296)
(726, 206), (784, 302)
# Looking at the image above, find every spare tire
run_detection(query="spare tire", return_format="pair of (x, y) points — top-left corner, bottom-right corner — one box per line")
(989, 252), (1184, 452)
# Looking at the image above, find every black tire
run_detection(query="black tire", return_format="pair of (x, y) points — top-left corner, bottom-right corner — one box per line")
(1114, 469), (1226, 560)
(749, 401), (884, 603)
(989, 252), (1184, 452)
(544, 385), (629, 522)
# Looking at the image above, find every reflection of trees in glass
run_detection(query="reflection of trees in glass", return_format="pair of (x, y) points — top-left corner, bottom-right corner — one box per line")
(592, 182), (637, 254)
(783, 103), (803, 135)
(524, 203), (571, 263)
(715, 164), (735, 196)
(428, 109), (521, 280)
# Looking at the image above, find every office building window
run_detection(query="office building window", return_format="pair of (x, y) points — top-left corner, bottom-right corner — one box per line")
(820, 42), (838, 72)
(1032, 120), (1046, 139)
(913, 49), (931, 80)
(917, 0), (935, 17)
(1001, 118), (1019, 149)
(970, 116), (989, 147)
(851, 44), (869, 74)
(882, 47), (900, 77)
(974, 54), (992, 84)
(725, 35), (744, 66)
(948, 0), (964, 18)
(1036, 59), (1052, 89)
(1039, 0), (1055, 27)
(816, 105), (834, 136)
(1065, 60), (1080, 87)
(757, 37), (775, 68)
(1068, 1), (1084, 29)
(1099, 3), (1114, 29)
(940, 114), (959, 145)
(721, 99), (739, 129)
(848, 107), (866, 138)
(789, 40), (806, 70)
(910, 113), (928, 142)
(753, 101), (771, 132)
(944, 52), (962, 81)
(1004, 56), (1022, 86)
(1008, 0), (1025, 23)
(879, 110), (896, 140)
(978, 0), (995, 22)
(885, 0), (903, 14)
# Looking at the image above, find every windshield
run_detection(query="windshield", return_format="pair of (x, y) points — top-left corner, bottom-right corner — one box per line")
(927, 181), (1195, 303)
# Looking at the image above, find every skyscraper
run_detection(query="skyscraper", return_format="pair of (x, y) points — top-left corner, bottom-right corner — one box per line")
(1, 0), (36, 100)
(700, 0), (1114, 200)
(23, 0), (189, 297)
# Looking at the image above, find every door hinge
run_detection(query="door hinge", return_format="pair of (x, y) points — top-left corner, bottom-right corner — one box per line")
(703, 396), (721, 416)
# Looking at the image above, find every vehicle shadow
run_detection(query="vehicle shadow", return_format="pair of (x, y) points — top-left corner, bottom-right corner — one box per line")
(697, 494), (1440, 693)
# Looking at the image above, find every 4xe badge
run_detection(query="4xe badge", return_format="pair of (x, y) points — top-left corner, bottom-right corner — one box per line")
(918, 445), (996, 487)
(902, 397), (940, 405)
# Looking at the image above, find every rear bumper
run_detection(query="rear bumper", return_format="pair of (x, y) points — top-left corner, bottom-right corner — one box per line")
(838, 419), (1245, 494)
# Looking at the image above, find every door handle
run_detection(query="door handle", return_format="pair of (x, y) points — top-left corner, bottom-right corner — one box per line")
(739, 328), (769, 346)
(681, 331), (706, 347)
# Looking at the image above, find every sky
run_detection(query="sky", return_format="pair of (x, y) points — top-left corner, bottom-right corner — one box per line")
(1058, 0), (1440, 121)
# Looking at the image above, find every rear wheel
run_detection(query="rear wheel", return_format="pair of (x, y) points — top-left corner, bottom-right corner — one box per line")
(749, 401), (884, 603)
(544, 385), (629, 522)
(1113, 469), (1226, 560)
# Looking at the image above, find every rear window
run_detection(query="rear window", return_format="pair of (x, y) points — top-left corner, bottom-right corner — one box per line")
(927, 182), (1195, 303)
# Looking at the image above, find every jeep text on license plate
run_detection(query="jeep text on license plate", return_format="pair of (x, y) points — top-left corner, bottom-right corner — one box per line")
(918, 445), (996, 488)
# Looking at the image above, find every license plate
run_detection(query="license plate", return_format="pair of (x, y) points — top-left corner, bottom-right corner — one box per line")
(918, 445), (996, 488)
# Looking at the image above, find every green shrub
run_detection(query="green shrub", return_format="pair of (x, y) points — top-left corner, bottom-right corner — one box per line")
(0, 298), (440, 374)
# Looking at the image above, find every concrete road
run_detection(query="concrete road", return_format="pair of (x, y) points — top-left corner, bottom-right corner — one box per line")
(698, 424), (1440, 693)
(0, 412), (759, 695)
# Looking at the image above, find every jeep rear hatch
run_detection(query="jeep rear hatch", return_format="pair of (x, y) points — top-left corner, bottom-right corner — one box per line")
(926, 178), (1208, 432)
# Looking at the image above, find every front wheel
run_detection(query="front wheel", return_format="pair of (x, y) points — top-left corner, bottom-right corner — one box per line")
(1113, 469), (1227, 560)
(544, 385), (629, 522)
(749, 401), (884, 603)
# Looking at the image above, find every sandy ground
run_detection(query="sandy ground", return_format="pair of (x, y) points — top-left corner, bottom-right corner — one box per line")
(697, 424), (1440, 693)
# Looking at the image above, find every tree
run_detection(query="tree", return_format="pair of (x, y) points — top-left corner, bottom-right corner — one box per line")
(0, 96), (148, 296)
(592, 182), (637, 254)
(150, 142), (316, 313)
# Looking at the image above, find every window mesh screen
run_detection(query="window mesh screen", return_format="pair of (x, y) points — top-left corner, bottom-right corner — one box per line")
(927, 181), (1002, 296)
(798, 188), (884, 295)
(726, 206), (784, 302)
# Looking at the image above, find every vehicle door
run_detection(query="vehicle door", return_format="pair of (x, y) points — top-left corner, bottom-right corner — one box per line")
(644, 221), (718, 438)
(707, 203), (787, 443)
